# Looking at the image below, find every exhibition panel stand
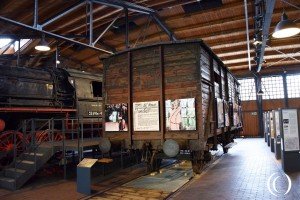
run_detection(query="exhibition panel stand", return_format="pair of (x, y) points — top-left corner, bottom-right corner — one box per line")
(270, 111), (275, 152)
(266, 112), (271, 147)
(273, 110), (281, 159)
(280, 109), (300, 172)
(77, 158), (98, 195)
(263, 112), (268, 143)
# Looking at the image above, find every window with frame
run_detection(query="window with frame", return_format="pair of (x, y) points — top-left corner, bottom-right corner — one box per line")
(261, 76), (284, 99)
(238, 78), (256, 101)
(286, 74), (300, 98)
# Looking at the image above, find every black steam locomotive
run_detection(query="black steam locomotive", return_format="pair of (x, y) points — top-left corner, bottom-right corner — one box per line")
(0, 65), (103, 131)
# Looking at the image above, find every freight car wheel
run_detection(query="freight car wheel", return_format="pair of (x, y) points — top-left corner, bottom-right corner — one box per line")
(0, 131), (28, 166)
(223, 146), (228, 154)
(191, 151), (204, 174)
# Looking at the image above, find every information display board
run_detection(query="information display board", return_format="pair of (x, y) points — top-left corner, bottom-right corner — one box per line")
(270, 112), (275, 138)
(282, 109), (299, 151)
(133, 101), (160, 131)
(274, 110), (280, 137)
(273, 110), (281, 159)
(77, 158), (98, 168)
(77, 158), (98, 195)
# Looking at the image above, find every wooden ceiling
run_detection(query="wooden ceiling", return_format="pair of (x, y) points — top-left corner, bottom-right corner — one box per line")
(0, 0), (299, 75)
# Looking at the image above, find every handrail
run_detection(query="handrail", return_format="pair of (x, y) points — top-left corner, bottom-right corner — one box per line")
(13, 119), (54, 173)
(0, 115), (102, 188)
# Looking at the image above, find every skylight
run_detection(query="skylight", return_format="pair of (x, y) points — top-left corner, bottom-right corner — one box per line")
(0, 38), (12, 48)
(0, 38), (31, 54)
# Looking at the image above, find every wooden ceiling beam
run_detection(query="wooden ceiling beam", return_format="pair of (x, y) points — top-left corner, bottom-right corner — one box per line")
(224, 53), (300, 65)
(218, 44), (300, 58)
(229, 60), (300, 71)
(110, 9), (299, 50)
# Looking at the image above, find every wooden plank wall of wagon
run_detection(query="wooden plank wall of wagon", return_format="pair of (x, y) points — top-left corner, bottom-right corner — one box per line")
(131, 46), (162, 140)
(200, 48), (210, 82)
(200, 46), (212, 136)
(103, 53), (130, 140)
(221, 68), (226, 98)
(201, 81), (211, 134)
(227, 73), (235, 103)
(164, 43), (200, 140)
(213, 59), (220, 99)
(104, 54), (129, 103)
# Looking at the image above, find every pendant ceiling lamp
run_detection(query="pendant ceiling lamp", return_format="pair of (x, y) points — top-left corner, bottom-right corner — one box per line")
(35, 34), (50, 51)
(272, 12), (300, 38)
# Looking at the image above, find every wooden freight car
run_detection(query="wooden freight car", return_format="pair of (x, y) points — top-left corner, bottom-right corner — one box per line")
(102, 40), (242, 173)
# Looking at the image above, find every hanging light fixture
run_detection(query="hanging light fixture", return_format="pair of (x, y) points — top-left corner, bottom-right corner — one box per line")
(35, 34), (50, 51)
(272, 12), (300, 38)
(257, 88), (264, 96)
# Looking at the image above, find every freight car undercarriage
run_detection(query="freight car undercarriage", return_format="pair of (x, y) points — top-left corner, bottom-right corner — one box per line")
(132, 127), (240, 173)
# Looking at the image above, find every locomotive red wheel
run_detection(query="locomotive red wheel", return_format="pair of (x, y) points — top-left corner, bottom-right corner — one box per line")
(0, 131), (27, 155)
(0, 119), (5, 132)
(35, 130), (63, 143)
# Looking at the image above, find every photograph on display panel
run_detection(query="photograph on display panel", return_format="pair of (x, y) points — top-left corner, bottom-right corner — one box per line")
(216, 98), (224, 128)
(105, 103), (128, 131)
(165, 98), (196, 131)
(133, 101), (160, 131)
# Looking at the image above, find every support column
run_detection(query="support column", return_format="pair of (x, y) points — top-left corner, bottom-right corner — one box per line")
(89, 2), (93, 45)
(255, 74), (264, 137)
(282, 73), (289, 108)
(33, 0), (38, 28)
(125, 8), (129, 49)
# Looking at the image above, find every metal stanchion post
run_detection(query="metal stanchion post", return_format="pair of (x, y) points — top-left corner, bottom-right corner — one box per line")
(13, 129), (16, 175)
(121, 147), (124, 169)
(77, 118), (81, 162)
(51, 119), (54, 155)
(71, 119), (74, 140)
(81, 118), (84, 160)
(32, 119), (36, 171)
(22, 120), (26, 151)
(91, 119), (94, 139)
(62, 119), (66, 179)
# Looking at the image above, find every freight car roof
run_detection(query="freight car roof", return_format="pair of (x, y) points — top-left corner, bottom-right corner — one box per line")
(66, 68), (103, 81)
(102, 39), (239, 84)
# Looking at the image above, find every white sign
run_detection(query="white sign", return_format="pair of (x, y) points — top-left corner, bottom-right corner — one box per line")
(133, 101), (160, 131)
(274, 111), (280, 137)
(282, 109), (299, 151)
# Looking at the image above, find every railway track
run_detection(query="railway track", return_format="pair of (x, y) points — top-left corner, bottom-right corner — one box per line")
(86, 147), (224, 200)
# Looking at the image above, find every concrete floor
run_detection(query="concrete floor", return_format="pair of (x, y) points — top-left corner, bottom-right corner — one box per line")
(1, 138), (300, 200)
(169, 138), (300, 200)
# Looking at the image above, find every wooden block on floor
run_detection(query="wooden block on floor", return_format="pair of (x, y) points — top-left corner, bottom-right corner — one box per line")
(98, 158), (113, 163)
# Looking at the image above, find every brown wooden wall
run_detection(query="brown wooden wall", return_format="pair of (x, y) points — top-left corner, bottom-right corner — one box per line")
(241, 98), (300, 137)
